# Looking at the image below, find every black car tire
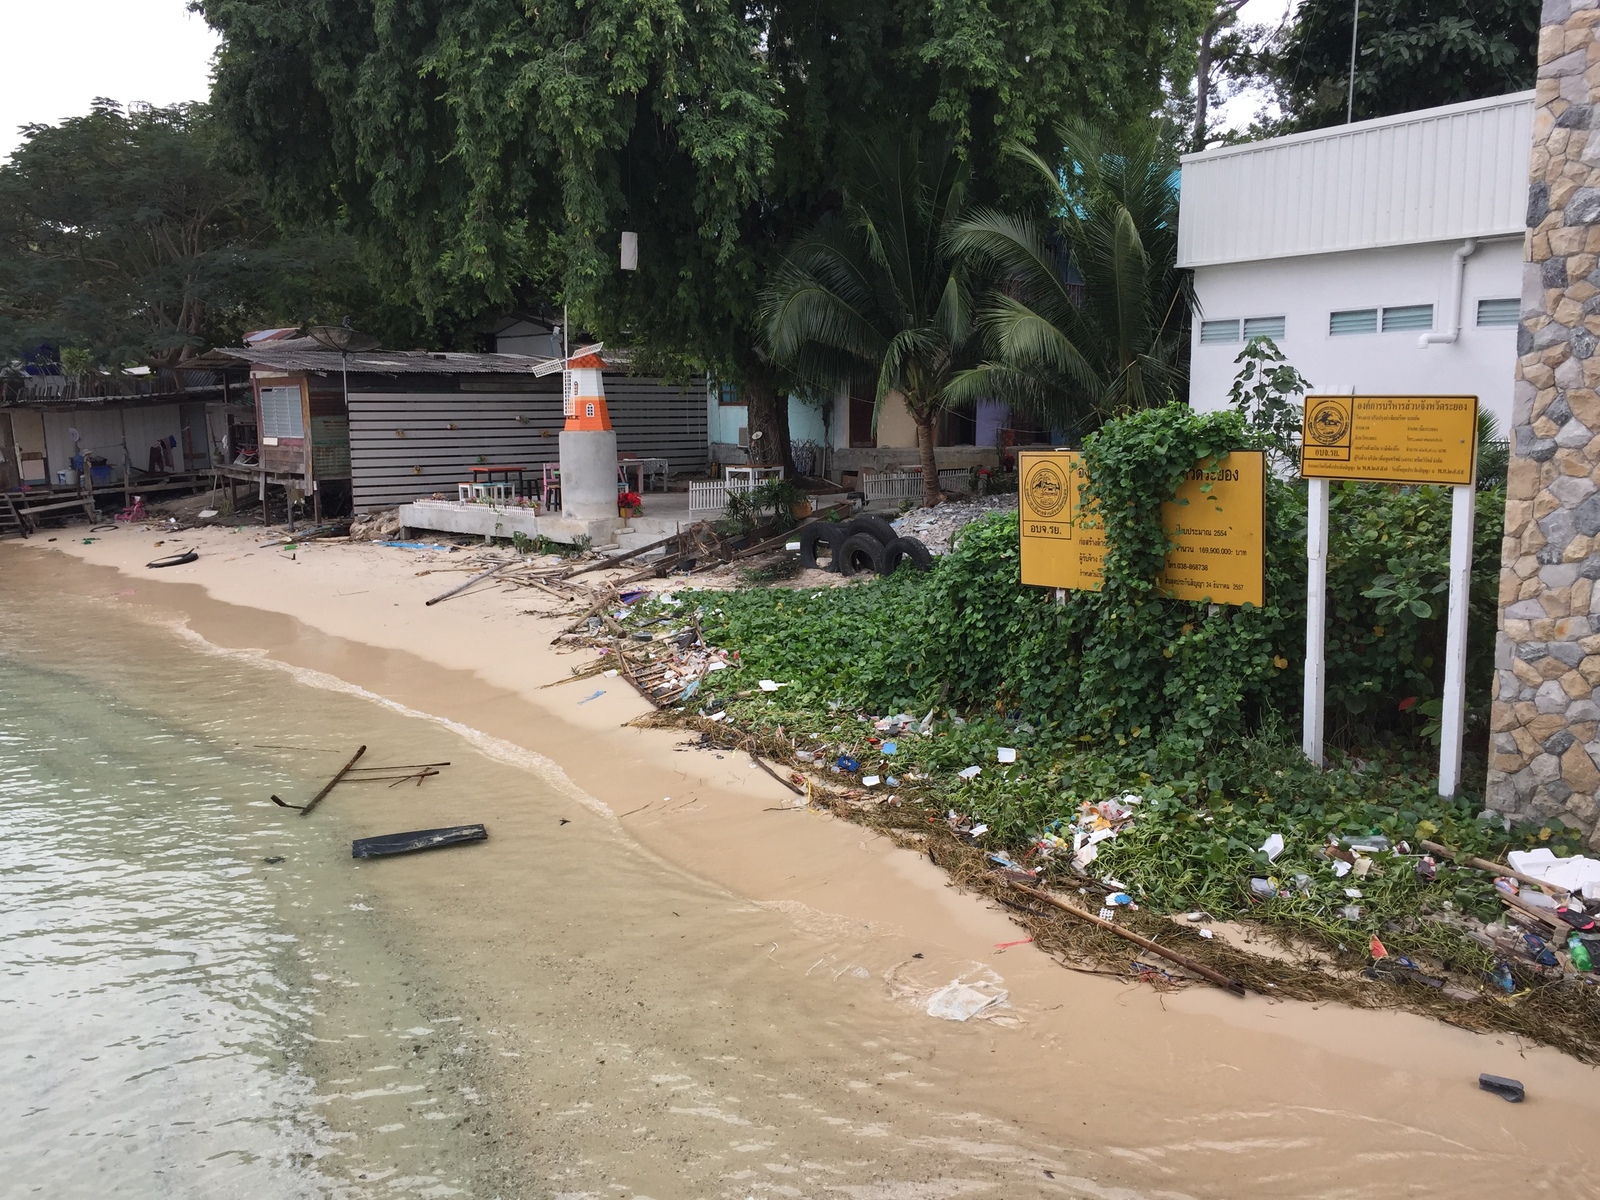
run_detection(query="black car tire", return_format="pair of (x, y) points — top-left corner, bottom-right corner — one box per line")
(837, 533), (887, 577)
(843, 514), (899, 545)
(798, 522), (846, 571)
(881, 536), (933, 573)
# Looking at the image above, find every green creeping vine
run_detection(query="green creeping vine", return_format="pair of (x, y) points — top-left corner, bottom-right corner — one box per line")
(1067, 404), (1286, 752)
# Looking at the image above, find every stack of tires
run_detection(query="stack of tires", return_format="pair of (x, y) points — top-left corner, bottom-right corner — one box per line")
(796, 514), (933, 577)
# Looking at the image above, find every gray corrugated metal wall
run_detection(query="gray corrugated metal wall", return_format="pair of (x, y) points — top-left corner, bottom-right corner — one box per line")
(1177, 90), (1533, 268)
(347, 377), (706, 510)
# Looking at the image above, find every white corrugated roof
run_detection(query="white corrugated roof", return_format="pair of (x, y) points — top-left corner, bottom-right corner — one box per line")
(1177, 91), (1535, 267)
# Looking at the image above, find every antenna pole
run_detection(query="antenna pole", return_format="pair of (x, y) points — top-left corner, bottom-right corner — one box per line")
(1346, 0), (1359, 124)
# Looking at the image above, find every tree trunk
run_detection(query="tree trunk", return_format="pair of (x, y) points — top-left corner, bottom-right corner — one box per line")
(737, 352), (797, 477)
(1193, 2), (1247, 152)
(1193, 25), (1215, 151)
(915, 412), (943, 507)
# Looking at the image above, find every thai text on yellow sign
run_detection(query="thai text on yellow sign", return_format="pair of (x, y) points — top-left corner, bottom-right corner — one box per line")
(1156, 451), (1266, 607)
(1018, 449), (1265, 607)
(1300, 394), (1478, 486)
(1017, 451), (1103, 590)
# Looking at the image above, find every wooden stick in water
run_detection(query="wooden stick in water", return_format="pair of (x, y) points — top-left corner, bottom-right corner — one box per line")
(1011, 882), (1247, 996)
(346, 761), (452, 772)
(339, 770), (442, 785)
(296, 745), (367, 817)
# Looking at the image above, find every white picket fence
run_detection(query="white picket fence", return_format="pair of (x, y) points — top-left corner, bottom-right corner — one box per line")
(688, 478), (761, 513)
(691, 467), (971, 513)
(862, 469), (971, 503)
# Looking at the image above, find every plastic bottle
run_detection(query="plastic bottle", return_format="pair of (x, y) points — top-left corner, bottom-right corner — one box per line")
(1569, 933), (1593, 973)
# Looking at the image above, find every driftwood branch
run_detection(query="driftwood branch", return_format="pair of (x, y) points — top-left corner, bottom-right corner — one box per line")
(1420, 839), (1572, 900)
(1011, 882), (1247, 996)
(270, 745), (368, 816)
(425, 560), (514, 606)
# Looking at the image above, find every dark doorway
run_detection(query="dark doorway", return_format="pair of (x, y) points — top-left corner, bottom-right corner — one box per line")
(942, 404), (976, 445)
(848, 394), (877, 448)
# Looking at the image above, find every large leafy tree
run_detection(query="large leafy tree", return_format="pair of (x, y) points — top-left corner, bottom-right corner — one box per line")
(0, 100), (370, 368)
(949, 121), (1192, 437)
(1261, 0), (1539, 131)
(199, 0), (1212, 472)
(761, 139), (974, 507)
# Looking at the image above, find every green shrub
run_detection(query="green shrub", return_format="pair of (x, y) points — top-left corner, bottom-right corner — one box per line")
(697, 403), (1504, 769)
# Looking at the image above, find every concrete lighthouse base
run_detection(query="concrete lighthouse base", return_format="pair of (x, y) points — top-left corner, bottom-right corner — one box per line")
(558, 429), (622, 545)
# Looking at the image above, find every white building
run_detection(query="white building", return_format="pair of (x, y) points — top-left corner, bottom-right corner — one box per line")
(1179, 91), (1534, 432)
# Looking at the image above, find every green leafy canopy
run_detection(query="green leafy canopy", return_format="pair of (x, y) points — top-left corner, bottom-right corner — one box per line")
(0, 100), (373, 367)
(199, 0), (1215, 375)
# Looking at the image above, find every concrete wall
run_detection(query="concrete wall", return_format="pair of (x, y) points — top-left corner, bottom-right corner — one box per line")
(788, 396), (828, 446)
(1188, 238), (1524, 427)
(710, 392), (747, 446)
(1488, 0), (1600, 843)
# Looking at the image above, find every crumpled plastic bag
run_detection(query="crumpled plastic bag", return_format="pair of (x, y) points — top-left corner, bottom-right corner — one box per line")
(925, 981), (1010, 1021)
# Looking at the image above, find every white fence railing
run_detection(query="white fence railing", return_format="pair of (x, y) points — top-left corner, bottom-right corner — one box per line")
(862, 469), (971, 503)
(689, 478), (761, 513)
(692, 467), (972, 513)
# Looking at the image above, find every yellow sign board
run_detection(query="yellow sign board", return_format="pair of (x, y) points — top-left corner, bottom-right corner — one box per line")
(1300, 394), (1478, 486)
(1018, 451), (1103, 590)
(1018, 449), (1265, 607)
(1156, 451), (1266, 607)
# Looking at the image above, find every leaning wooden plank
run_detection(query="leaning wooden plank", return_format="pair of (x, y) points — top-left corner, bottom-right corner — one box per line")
(556, 588), (619, 638)
(297, 745), (368, 817)
(351, 824), (488, 859)
(1499, 891), (1565, 934)
(1011, 882), (1247, 996)
(564, 530), (688, 578)
(425, 560), (514, 606)
(618, 549), (694, 584)
(728, 502), (853, 563)
(1420, 839), (1572, 900)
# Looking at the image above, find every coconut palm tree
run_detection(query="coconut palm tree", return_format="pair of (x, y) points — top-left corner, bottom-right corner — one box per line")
(760, 138), (974, 507)
(947, 120), (1192, 438)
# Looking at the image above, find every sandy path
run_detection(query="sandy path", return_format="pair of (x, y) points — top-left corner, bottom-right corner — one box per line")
(8, 520), (1600, 1196)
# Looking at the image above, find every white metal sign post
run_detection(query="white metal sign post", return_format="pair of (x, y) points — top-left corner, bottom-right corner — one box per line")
(1437, 483), (1477, 797)
(1302, 474), (1330, 769)
(1298, 393), (1479, 798)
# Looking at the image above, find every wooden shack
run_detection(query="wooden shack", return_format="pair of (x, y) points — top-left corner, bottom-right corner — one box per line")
(0, 369), (234, 527)
(185, 339), (706, 515)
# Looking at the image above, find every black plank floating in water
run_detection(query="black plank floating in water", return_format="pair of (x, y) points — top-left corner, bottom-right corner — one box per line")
(351, 824), (488, 859)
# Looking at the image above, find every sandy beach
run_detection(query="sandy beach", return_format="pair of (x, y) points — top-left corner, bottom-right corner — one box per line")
(8, 519), (1600, 1197)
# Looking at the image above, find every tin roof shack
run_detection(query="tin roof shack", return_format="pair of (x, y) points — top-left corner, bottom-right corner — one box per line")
(187, 339), (706, 524)
(0, 370), (232, 526)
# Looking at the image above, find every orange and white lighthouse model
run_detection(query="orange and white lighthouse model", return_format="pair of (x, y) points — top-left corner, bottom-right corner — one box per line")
(556, 345), (620, 523)
(562, 348), (611, 431)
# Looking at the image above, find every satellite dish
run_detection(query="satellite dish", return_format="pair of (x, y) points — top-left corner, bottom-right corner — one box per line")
(306, 325), (381, 353)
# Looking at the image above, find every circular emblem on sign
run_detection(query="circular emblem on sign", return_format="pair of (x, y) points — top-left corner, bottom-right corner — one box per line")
(1025, 460), (1068, 519)
(1307, 397), (1351, 446)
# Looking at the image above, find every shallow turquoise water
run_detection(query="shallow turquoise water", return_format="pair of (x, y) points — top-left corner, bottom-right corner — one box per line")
(0, 584), (490, 1197)
(0, 555), (1131, 1199)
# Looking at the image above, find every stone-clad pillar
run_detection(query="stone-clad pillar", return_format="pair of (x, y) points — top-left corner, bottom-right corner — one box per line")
(1489, 1), (1600, 839)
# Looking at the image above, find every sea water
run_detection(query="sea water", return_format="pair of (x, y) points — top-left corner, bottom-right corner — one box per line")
(0, 584), (523, 1197)
(0, 553), (1132, 1200)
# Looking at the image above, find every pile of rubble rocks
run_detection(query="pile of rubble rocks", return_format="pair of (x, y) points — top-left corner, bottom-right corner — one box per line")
(888, 495), (1017, 555)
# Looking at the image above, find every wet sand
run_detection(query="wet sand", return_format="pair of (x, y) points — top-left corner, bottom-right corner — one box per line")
(9, 522), (1600, 1196)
